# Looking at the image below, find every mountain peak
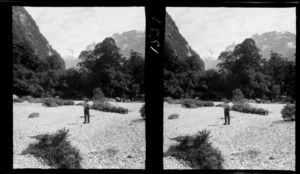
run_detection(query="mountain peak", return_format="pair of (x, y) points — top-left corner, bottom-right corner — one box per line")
(165, 12), (205, 71)
(111, 30), (145, 59)
(13, 6), (65, 68)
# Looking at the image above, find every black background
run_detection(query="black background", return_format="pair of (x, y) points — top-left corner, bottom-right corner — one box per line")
(1, 0), (298, 173)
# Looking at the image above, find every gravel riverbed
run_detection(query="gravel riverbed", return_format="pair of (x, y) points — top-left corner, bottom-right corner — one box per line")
(13, 101), (145, 169)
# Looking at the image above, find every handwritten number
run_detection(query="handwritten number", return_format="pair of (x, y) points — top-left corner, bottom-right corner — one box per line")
(152, 17), (161, 24)
(151, 40), (160, 47)
(149, 17), (161, 54)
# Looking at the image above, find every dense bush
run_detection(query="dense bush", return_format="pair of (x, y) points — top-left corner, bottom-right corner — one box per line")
(168, 114), (179, 120)
(62, 100), (75, 106)
(76, 102), (83, 106)
(42, 98), (59, 107)
(13, 98), (25, 103)
(164, 97), (175, 104)
(232, 89), (245, 105)
(164, 97), (181, 104)
(140, 104), (145, 119)
(20, 96), (43, 103)
(21, 96), (35, 102)
(281, 104), (295, 121)
(167, 129), (224, 169)
(92, 101), (128, 114)
(232, 103), (268, 115)
(215, 103), (223, 107)
(92, 87), (105, 102)
(181, 99), (214, 108)
(22, 128), (82, 168)
(28, 112), (39, 118)
(42, 98), (75, 107)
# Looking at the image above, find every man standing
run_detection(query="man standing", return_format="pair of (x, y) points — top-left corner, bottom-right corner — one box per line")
(83, 99), (91, 124)
(223, 100), (230, 125)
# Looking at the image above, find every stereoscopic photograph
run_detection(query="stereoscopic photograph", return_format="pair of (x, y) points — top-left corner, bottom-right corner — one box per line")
(163, 7), (295, 170)
(13, 6), (145, 169)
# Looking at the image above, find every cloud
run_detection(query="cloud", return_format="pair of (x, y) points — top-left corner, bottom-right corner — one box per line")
(25, 7), (145, 58)
(167, 7), (296, 59)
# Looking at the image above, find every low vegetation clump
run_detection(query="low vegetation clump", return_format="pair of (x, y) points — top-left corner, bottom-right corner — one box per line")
(232, 89), (245, 105)
(140, 104), (145, 119)
(180, 99), (214, 108)
(164, 97), (215, 108)
(164, 97), (179, 104)
(215, 103), (223, 107)
(92, 87), (105, 102)
(42, 98), (59, 107)
(42, 98), (75, 107)
(28, 112), (39, 118)
(231, 103), (268, 115)
(22, 128), (82, 169)
(281, 104), (295, 121)
(166, 129), (224, 169)
(168, 114), (179, 120)
(13, 98), (25, 103)
(21, 96), (43, 103)
(21, 96), (35, 102)
(63, 100), (75, 105)
(76, 102), (83, 106)
(92, 101), (128, 114)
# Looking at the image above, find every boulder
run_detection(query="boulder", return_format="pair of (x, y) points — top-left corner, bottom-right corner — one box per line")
(13, 94), (18, 99)
(168, 114), (179, 120)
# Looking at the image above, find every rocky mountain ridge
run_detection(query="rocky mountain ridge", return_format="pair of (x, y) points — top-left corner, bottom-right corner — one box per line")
(225, 31), (296, 61)
(165, 12), (205, 71)
(12, 6), (65, 68)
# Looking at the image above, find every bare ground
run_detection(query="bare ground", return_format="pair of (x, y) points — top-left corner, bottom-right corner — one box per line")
(13, 101), (145, 169)
(13, 101), (295, 170)
(163, 102), (295, 171)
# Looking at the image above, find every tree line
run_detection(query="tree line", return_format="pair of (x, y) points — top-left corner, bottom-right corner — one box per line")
(164, 38), (295, 101)
(13, 37), (145, 100)
(13, 37), (295, 102)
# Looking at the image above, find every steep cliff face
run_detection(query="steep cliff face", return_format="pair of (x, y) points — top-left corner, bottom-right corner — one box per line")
(112, 30), (145, 59)
(12, 6), (65, 68)
(225, 31), (296, 61)
(165, 12), (205, 71)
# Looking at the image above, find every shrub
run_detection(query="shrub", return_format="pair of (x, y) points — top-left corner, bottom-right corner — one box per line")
(22, 128), (82, 168)
(215, 104), (223, 107)
(232, 89), (245, 105)
(164, 97), (182, 104)
(76, 102), (83, 106)
(21, 95), (35, 103)
(42, 98), (75, 107)
(140, 104), (145, 119)
(92, 87), (105, 102)
(13, 98), (24, 103)
(42, 98), (59, 107)
(20, 96), (43, 103)
(31, 98), (43, 103)
(28, 112), (39, 118)
(168, 114), (179, 119)
(92, 101), (128, 114)
(62, 100), (75, 106)
(231, 103), (268, 115)
(281, 104), (295, 121)
(181, 99), (214, 108)
(164, 97), (175, 104)
(167, 129), (224, 169)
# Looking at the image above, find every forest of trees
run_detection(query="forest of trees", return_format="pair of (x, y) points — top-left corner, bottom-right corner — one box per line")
(13, 37), (145, 100)
(164, 38), (295, 101)
(13, 37), (295, 102)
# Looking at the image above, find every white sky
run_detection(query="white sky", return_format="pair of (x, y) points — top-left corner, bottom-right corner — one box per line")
(25, 7), (145, 58)
(167, 7), (296, 59)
